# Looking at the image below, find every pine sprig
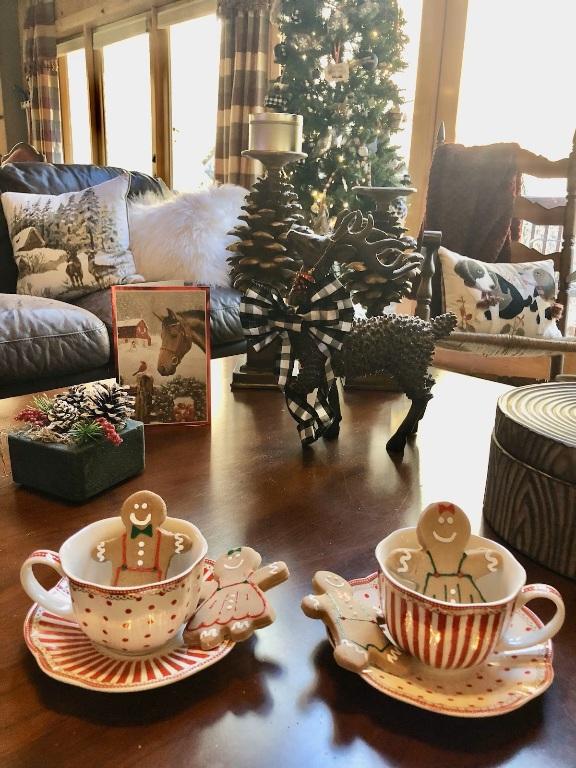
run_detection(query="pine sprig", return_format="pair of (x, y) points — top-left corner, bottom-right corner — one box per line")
(33, 394), (54, 414)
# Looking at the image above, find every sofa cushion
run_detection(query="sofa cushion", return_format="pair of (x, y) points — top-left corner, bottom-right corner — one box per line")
(0, 163), (163, 294)
(1, 174), (144, 301)
(74, 283), (243, 349)
(0, 294), (110, 384)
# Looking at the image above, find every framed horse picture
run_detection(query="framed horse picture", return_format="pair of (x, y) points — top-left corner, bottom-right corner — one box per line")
(111, 285), (210, 426)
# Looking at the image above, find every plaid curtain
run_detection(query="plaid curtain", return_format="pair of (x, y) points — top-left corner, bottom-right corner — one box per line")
(23, 0), (63, 163)
(215, 0), (271, 188)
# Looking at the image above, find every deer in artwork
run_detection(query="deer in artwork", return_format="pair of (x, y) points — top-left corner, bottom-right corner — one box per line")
(241, 211), (456, 454)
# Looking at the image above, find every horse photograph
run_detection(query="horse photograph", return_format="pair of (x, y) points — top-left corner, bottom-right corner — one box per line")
(112, 285), (210, 425)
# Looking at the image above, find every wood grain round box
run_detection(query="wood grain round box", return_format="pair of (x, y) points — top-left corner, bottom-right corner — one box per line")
(483, 382), (576, 579)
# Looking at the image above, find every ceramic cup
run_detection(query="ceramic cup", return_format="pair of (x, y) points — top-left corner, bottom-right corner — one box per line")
(21, 517), (207, 654)
(375, 528), (565, 671)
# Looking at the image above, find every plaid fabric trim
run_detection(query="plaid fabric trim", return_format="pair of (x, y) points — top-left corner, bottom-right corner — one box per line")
(240, 277), (354, 444)
(23, 0), (62, 163)
(215, 7), (270, 189)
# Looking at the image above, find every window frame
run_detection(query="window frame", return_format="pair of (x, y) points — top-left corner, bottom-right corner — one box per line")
(57, 0), (219, 187)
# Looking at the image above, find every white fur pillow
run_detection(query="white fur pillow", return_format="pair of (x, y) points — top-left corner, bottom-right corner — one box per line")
(128, 184), (247, 286)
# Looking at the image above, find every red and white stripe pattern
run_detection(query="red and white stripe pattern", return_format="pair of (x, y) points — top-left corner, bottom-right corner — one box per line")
(24, 587), (234, 692)
(384, 582), (511, 670)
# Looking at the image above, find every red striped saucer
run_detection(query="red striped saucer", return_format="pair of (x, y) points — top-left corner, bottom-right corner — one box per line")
(23, 559), (235, 692)
(347, 572), (554, 718)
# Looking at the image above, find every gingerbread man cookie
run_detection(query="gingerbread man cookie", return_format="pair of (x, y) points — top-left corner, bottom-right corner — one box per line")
(385, 502), (502, 603)
(301, 571), (411, 676)
(184, 547), (289, 650)
(91, 490), (194, 587)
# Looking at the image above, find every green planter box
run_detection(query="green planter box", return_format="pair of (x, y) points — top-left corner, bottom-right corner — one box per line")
(9, 419), (145, 502)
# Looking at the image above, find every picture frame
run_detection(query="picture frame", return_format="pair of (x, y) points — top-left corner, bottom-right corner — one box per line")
(111, 285), (210, 426)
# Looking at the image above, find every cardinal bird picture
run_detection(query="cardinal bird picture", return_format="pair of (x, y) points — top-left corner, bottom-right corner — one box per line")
(132, 361), (147, 376)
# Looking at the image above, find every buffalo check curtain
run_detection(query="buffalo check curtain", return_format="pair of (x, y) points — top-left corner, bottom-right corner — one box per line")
(215, 0), (271, 189)
(23, 0), (63, 163)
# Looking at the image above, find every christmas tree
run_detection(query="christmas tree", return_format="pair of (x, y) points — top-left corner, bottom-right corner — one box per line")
(270, 0), (408, 226)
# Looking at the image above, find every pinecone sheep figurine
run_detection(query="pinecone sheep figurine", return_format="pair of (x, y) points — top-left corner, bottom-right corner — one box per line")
(227, 167), (306, 293)
(87, 383), (135, 428)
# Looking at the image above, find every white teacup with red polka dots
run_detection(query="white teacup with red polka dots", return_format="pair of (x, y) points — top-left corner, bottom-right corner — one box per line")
(376, 528), (565, 671)
(21, 517), (207, 654)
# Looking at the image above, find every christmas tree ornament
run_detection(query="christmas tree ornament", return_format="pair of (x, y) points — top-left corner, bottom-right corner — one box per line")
(274, 41), (291, 64)
(356, 50), (379, 71)
(312, 126), (334, 157)
(265, 80), (289, 112)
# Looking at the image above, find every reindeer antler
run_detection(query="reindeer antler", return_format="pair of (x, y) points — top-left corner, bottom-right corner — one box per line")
(326, 211), (411, 269)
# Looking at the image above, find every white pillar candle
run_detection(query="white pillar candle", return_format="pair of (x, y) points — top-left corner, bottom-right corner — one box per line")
(248, 113), (303, 153)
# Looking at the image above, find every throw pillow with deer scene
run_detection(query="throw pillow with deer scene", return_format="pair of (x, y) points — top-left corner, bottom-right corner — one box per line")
(1, 174), (143, 300)
(438, 246), (562, 338)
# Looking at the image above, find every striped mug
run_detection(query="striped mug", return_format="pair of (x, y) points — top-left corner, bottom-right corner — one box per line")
(375, 528), (565, 671)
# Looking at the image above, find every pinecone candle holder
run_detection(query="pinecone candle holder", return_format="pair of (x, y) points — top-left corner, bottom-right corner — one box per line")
(229, 150), (307, 389)
(227, 150), (307, 294)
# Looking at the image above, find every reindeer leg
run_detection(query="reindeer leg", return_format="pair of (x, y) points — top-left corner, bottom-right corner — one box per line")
(386, 394), (432, 454)
(322, 380), (341, 440)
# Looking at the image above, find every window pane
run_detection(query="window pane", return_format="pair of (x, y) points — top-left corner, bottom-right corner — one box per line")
(395, 0), (423, 175)
(457, 0), (576, 196)
(169, 14), (220, 191)
(102, 34), (153, 174)
(65, 49), (91, 164)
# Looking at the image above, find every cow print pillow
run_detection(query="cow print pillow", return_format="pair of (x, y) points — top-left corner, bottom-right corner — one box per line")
(438, 246), (561, 338)
(1, 174), (143, 301)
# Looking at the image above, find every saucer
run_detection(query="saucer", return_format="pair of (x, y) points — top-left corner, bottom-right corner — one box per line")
(24, 559), (235, 693)
(345, 572), (554, 718)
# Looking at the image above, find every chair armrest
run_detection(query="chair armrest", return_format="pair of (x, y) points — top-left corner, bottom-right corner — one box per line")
(415, 230), (442, 321)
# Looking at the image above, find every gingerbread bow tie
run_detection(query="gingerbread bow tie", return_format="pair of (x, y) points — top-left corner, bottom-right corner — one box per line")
(131, 523), (153, 538)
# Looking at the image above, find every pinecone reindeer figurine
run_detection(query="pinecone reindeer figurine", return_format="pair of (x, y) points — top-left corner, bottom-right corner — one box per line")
(240, 212), (456, 454)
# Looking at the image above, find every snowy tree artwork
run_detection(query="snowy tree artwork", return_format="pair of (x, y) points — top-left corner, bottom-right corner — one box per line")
(0, 174), (143, 299)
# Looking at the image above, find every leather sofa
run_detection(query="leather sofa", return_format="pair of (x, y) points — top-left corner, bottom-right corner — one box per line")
(0, 162), (245, 398)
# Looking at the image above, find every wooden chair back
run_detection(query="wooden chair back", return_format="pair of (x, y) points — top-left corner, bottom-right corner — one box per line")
(416, 126), (576, 377)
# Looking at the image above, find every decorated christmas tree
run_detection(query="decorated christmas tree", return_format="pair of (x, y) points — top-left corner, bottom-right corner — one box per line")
(269, 0), (408, 226)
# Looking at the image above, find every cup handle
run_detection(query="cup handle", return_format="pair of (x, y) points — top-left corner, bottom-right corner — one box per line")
(497, 583), (565, 652)
(20, 550), (74, 620)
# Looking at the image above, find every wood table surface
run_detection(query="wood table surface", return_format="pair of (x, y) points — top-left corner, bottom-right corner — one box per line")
(1, 357), (574, 768)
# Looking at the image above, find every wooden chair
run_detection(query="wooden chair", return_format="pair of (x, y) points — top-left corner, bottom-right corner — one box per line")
(0, 142), (46, 165)
(416, 126), (576, 379)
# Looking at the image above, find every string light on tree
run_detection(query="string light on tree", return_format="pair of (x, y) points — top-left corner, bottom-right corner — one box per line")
(267, 0), (409, 222)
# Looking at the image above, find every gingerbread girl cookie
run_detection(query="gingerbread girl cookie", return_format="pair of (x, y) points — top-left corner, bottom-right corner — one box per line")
(385, 502), (502, 603)
(92, 490), (194, 587)
(301, 571), (411, 675)
(184, 547), (289, 650)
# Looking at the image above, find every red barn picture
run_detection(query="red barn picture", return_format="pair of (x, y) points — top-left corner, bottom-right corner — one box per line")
(117, 319), (151, 346)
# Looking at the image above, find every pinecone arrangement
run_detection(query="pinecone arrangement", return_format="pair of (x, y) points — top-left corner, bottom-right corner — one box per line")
(227, 169), (306, 293)
(15, 382), (135, 445)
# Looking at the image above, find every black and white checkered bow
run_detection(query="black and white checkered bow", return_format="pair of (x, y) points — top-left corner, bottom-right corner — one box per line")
(240, 276), (354, 444)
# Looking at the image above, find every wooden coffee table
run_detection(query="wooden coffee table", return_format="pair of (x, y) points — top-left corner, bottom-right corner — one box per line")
(1, 357), (574, 768)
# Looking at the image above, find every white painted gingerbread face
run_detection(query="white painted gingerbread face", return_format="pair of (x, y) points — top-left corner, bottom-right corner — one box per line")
(213, 547), (261, 580)
(120, 490), (167, 533)
(416, 502), (470, 553)
(314, 571), (354, 599)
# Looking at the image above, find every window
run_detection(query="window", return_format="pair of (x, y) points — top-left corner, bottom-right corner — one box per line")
(57, 44), (92, 164)
(394, 0), (423, 176)
(168, 13), (221, 191)
(456, 0), (576, 197)
(101, 33), (153, 175)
